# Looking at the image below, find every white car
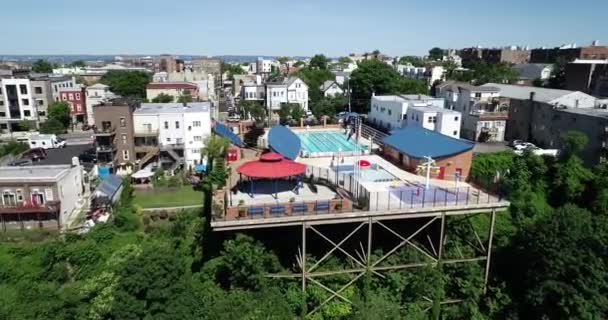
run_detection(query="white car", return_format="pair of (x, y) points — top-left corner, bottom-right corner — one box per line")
(513, 142), (535, 151)
(514, 146), (559, 157)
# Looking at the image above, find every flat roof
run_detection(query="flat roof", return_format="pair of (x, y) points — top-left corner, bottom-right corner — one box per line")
(482, 83), (574, 102)
(0, 165), (74, 182)
(408, 105), (459, 114)
(136, 102), (210, 114)
(146, 82), (198, 90)
(399, 94), (441, 100)
(559, 106), (608, 119)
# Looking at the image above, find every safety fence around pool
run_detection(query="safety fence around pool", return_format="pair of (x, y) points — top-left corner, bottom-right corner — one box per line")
(213, 165), (505, 222)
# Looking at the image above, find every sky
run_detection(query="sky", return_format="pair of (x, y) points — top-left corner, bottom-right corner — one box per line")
(1, 0), (607, 57)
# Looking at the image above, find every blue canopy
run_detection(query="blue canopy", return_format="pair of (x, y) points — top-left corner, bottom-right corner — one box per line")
(268, 125), (301, 160)
(194, 164), (207, 172)
(213, 121), (244, 147)
(383, 127), (474, 159)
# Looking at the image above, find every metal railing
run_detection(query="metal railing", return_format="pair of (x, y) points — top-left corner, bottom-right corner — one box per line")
(358, 123), (388, 148)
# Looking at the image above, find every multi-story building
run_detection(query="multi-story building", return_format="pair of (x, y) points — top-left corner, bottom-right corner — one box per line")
(406, 105), (462, 138)
(436, 82), (506, 141)
(155, 54), (183, 73)
(368, 94), (445, 131)
(158, 70), (216, 101)
(234, 74), (262, 98)
(460, 47), (530, 66)
(132, 103), (212, 169)
(531, 44), (608, 63)
(0, 164), (85, 230)
(58, 85), (87, 125)
(256, 58), (273, 74)
(241, 84), (265, 102)
(0, 78), (38, 131)
(333, 71), (350, 86)
(192, 58), (222, 76)
(85, 83), (116, 126)
(397, 65), (446, 87)
(92, 98), (136, 176)
(146, 82), (199, 102)
(565, 59), (608, 98)
(266, 77), (309, 113)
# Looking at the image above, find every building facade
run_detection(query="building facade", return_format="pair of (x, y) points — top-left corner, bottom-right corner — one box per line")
(320, 80), (344, 97)
(92, 98), (136, 175)
(146, 82), (199, 102)
(192, 58), (222, 76)
(406, 106), (462, 138)
(0, 164), (84, 230)
(565, 60), (608, 98)
(266, 77), (309, 112)
(531, 45), (608, 64)
(85, 83), (116, 126)
(368, 94), (445, 131)
(58, 85), (87, 125)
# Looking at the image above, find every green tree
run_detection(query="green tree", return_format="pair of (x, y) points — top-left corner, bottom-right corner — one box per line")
(309, 54), (330, 70)
(40, 118), (66, 134)
(548, 57), (568, 89)
(349, 59), (427, 113)
(428, 47), (445, 60)
(311, 96), (345, 119)
(100, 70), (151, 98)
(31, 59), (54, 73)
(48, 101), (71, 129)
(222, 63), (245, 80)
(295, 68), (335, 103)
(560, 130), (588, 156)
(398, 56), (425, 67)
(239, 100), (266, 123)
(277, 56), (290, 64)
(151, 93), (174, 103)
(70, 60), (86, 68)
(293, 60), (305, 68)
(177, 93), (194, 103)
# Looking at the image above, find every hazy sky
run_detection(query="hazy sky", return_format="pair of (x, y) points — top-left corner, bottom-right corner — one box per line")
(1, 0), (606, 56)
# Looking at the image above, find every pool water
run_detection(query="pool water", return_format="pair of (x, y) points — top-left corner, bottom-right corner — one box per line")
(334, 164), (398, 182)
(298, 131), (367, 155)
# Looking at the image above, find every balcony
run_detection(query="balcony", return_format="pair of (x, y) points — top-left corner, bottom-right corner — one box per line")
(93, 126), (116, 136)
(96, 145), (116, 153)
(134, 128), (159, 137)
(0, 201), (60, 215)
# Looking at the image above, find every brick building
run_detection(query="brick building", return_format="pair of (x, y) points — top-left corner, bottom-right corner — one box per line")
(531, 46), (608, 63)
(565, 60), (608, 98)
(58, 85), (87, 125)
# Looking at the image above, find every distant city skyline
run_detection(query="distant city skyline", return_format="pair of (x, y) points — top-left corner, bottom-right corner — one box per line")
(1, 0), (607, 57)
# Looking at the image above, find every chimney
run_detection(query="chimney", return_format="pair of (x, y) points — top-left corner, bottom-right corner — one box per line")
(530, 91), (536, 101)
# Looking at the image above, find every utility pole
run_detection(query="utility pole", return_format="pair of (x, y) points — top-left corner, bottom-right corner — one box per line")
(347, 80), (351, 113)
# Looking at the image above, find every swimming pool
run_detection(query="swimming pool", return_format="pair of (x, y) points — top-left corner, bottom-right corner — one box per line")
(334, 164), (398, 182)
(298, 131), (368, 157)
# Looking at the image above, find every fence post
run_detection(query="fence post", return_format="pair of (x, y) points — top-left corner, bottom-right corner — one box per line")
(455, 188), (459, 205)
(387, 192), (391, 211)
(433, 188), (437, 207)
(400, 191), (403, 209)
(466, 187), (470, 205)
(422, 189), (426, 208)
(376, 193), (379, 211)
(444, 189), (448, 207)
(410, 191), (414, 208)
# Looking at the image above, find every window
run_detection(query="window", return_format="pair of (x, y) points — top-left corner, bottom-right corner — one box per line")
(75, 93), (80, 100)
(0, 101), (3, 106)
(22, 99), (29, 106)
(37, 99), (44, 106)
(120, 117), (126, 127)
(122, 150), (130, 161)
(475, 92), (481, 98)
(68, 93), (74, 100)
(38, 111), (46, 116)
(0, 87), (2, 94)
(427, 116), (437, 124)
(19, 84), (27, 95)
(454, 116), (459, 121)
(16, 190), (23, 202)
(166, 138), (171, 142)
(24, 110), (31, 117)
(175, 121), (180, 129)
(453, 130), (458, 136)
(0, 112), (5, 117)
(388, 110), (392, 116)
(34, 87), (43, 94)
(54, 85), (58, 92)
(192, 149), (200, 154)
(164, 121), (169, 129)
(194, 136), (202, 141)
(76, 104), (82, 112)
(0, 124), (7, 129)
(121, 134), (127, 144)
(193, 121), (201, 127)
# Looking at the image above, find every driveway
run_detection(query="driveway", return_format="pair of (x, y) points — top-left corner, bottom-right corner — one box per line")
(473, 142), (510, 154)
(34, 144), (94, 166)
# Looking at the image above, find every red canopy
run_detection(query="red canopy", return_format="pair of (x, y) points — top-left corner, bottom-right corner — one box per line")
(237, 153), (306, 179)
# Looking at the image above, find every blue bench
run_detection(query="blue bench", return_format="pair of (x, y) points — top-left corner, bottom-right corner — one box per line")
(291, 203), (308, 215)
(270, 206), (285, 215)
(248, 207), (264, 216)
(315, 201), (330, 212)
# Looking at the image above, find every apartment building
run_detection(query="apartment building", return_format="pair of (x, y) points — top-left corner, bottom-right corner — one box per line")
(320, 80), (344, 97)
(266, 77), (309, 112)
(146, 82), (199, 102)
(58, 85), (87, 125)
(192, 58), (222, 76)
(397, 65), (445, 87)
(368, 94), (445, 131)
(133, 103), (212, 169)
(92, 98), (136, 176)
(511, 64), (553, 86)
(85, 83), (116, 126)
(531, 44), (608, 63)
(241, 84), (265, 102)
(436, 82), (506, 141)
(155, 54), (183, 73)
(565, 59), (608, 98)
(0, 78), (38, 131)
(460, 47), (531, 66)
(406, 105), (462, 138)
(0, 164), (85, 230)
(256, 58), (273, 74)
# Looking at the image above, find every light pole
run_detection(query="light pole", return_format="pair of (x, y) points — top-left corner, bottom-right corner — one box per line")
(422, 156), (435, 190)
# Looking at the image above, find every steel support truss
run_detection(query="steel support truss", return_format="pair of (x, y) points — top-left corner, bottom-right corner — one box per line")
(267, 209), (498, 318)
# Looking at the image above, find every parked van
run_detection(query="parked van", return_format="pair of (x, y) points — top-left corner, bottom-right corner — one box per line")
(28, 134), (67, 149)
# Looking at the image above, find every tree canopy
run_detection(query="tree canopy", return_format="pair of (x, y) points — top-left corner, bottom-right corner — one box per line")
(349, 59), (427, 112)
(100, 70), (152, 98)
(447, 61), (518, 85)
(151, 93), (174, 103)
(31, 59), (54, 73)
(309, 54), (330, 70)
(428, 47), (445, 60)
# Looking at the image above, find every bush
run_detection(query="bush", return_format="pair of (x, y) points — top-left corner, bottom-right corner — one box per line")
(0, 141), (28, 157)
(40, 118), (66, 134)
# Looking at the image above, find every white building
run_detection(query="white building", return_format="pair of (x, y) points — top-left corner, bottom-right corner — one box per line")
(320, 80), (344, 97)
(153, 70), (216, 101)
(436, 81), (505, 141)
(368, 94), (445, 131)
(85, 84), (116, 126)
(266, 77), (309, 112)
(133, 103), (211, 168)
(0, 78), (38, 127)
(397, 65), (446, 87)
(406, 106), (462, 138)
(333, 71), (350, 86)
(256, 58), (273, 74)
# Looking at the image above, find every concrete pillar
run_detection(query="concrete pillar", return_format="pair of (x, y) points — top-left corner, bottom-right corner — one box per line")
(300, 117), (304, 128)
(323, 117), (327, 127)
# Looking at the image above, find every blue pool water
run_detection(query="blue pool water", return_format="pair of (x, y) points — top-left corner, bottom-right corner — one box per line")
(298, 131), (367, 154)
(334, 164), (398, 182)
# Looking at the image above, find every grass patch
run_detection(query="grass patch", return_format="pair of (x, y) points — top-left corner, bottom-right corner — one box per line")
(133, 185), (204, 209)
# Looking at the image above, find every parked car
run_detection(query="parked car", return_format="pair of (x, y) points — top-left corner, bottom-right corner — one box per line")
(508, 139), (524, 147)
(513, 142), (535, 151)
(514, 146), (559, 157)
(78, 148), (97, 163)
(9, 158), (33, 166)
(21, 147), (48, 162)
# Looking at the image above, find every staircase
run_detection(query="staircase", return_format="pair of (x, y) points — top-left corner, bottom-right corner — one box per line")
(135, 145), (159, 169)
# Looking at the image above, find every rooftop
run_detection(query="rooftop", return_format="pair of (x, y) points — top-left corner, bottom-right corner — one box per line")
(571, 59), (608, 64)
(146, 82), (198, 90)
(383, 126), (474, 159)
(512, 63), (552, 79)
(136, 102), (210, 114)
(438, 81), (500, 93)
(558, 106), (608, 119)
(482, 83), (573, 102)
(0, 165), (75, 182)
(408, 105), (460, 114)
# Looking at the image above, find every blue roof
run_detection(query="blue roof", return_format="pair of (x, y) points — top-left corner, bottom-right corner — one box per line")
(96, 174), (123, 201)
(213, 122), (244, 147)
(383, 127), (474, 159)
(268, 125), (301, 160)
